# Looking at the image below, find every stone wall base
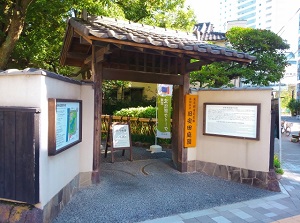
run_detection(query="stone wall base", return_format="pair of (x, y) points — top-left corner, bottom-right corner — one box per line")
(187, 160), (281, 192)
(0, 200), (43, 223)
(0, 171), (95, 223)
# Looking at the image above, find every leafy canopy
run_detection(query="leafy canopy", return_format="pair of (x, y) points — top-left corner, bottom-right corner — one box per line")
(2, 0), (196, 73)
(190, 27), (290, 88)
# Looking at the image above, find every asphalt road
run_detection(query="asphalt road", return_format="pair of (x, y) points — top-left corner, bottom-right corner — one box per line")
(275, 116), (300, 174)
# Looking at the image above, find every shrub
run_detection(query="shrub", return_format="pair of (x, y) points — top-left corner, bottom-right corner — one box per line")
(114, 106), (156, 118)
(274, 155), (281, 168)
(274, 155), (284, 175)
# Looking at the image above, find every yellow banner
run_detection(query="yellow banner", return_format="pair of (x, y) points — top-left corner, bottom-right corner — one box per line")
(184, 95), (198, 147)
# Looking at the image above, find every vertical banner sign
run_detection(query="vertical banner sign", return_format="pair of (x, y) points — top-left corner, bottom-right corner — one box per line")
(157, 84), (173, 139)
(184, 95), (198, 147)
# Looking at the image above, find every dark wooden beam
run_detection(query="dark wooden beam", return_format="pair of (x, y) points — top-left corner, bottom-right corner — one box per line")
(86, 35), (253, 63)
(73, 29), (92, 44)
(177, 58), (190, 172)
(84, 44), (110, 65)
(103, 68), (184, 85)
(60, 26), (74, 66)
(92, 45), (103, 181)
(186, 60), (211, 72)
(66, 52), (87, 60)
(80, 36), (90, 45)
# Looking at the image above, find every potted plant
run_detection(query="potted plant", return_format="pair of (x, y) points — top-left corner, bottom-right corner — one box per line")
(274, 155), (284, 179)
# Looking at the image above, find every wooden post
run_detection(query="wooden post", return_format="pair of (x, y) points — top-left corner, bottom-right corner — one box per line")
(92, 45), (103, 183)
(177, 58), (190, 172)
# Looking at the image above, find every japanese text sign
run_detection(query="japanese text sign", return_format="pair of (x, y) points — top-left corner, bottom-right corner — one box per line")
(184, 95), (198, 147)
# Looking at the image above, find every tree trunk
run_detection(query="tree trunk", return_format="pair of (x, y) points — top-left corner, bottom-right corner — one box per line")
(0, 0), (34, 70)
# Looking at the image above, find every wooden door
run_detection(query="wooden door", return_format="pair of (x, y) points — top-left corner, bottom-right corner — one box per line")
(0, 108), (39, 204)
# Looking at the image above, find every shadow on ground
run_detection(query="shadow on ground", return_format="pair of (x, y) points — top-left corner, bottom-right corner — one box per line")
(53, 152), (278, 223)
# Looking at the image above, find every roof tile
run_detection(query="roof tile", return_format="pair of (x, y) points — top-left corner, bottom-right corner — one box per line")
(68, 16), (255, 62)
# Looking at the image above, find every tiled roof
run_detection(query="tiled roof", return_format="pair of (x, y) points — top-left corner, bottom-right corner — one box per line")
(193, 23), (226, 41)
(68, 16), (255, 62)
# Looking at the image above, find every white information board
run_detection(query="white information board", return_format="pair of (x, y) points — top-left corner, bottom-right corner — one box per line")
(204, 103), (260, 140)
(112, 124), (130, 148)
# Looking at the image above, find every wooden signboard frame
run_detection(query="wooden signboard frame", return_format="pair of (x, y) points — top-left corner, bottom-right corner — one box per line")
(203, 103), (260, 140)
(105, 117), (133, 163)
(48, 98), (82, 155)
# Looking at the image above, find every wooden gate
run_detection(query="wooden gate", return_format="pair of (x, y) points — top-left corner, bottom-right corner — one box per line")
(0, 107), (40, 204)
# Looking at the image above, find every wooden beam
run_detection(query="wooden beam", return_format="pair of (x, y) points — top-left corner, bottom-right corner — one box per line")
(86, 35), (253, 63)
(66, 52), (87, 60)
(80, 36), (90, 45)
(177, 58), (190, 172)
(103, 68), (184, 85)
(92, 45), (103, 180)
(84, 44), (110, 65)
(73, 29), (92, 44)
(186, 60), (211, 72)
(60, 26), (74, 65)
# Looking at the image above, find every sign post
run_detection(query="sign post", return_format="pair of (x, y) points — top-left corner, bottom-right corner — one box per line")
(105, 118), (133, 163)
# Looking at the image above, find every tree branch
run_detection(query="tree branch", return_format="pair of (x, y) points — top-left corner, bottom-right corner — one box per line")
(0, 0), (35, 69)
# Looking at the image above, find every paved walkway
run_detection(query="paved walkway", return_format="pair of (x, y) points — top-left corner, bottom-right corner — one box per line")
(140, 117), (300, 223)
(53, 116), (300, 223)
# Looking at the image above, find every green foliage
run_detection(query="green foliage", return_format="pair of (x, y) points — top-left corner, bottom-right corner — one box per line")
(274, 155), (284, 175)
(287, 98), (300, 115)
(103, 97), (156, 115)
(276, 168), (284, 175)
(114, 106), (156, 118)
(274, 155), (281, 168)
(190, 27), (290, 87)
(2, 0), (196, 71)
(131, 134), (154, 144)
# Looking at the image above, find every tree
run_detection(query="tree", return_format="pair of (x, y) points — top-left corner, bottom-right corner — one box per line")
(0, 0), (35, 69)
(1, 0), (196, 72)
(287, 98), (300, 116)
(190, 27), (290, 88)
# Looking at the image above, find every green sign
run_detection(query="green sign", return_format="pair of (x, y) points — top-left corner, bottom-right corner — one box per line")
(157, 95), (171, 138)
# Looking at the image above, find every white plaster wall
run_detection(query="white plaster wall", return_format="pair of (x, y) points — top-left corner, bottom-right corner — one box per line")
(0, 74), (42, 107)
(40, 76), (82, 207)
(187, 89), (272, 172)
(80, 84), (94, 172)
(0, 72), (94, 208)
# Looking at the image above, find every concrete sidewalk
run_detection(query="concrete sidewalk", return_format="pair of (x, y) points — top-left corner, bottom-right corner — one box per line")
(140, 118), (300, 223)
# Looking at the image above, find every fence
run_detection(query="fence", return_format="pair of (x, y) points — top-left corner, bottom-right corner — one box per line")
(101, 115), (172, 143)
(102, 115), (155, 136)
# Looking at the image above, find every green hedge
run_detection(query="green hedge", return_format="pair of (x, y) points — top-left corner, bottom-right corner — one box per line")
(114, 106), (156, 118)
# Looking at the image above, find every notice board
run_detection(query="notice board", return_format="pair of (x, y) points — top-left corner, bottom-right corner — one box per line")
(48, 98), (82, 155)
(112, 123), (131, 148)
(203, 103), (260, 140)
(105, 120), (133, 163)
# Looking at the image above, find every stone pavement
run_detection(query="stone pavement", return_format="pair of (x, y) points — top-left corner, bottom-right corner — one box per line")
(139, 117), (300, 223)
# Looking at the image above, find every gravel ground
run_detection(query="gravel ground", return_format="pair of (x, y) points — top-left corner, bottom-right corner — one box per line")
(100, 146), (172, 163)
(53, 158), (277, 223)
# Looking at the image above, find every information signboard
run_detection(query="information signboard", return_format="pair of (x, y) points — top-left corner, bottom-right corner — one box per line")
(48, 99), (82, 155)
(105, 121), (133, 163)
(112, 124), (130, 148)
(203, 103), (260, 140)
(184, 94), (198, 147)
